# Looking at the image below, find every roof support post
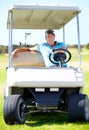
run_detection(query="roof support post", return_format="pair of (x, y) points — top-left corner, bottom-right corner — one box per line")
(63, 24), (65, 43)
(76, 13), (81, 67)
(8, 10), (13, 67)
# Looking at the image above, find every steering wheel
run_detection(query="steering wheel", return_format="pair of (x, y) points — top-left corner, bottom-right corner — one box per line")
(49, 48), (71, 66)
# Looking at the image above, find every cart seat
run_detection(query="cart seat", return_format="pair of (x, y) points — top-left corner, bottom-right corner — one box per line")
(12, 51), (45, 67)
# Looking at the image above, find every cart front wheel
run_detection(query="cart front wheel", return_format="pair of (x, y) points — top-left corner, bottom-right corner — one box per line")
(3, 95), (26, 125)
(68, 94), (89, 122)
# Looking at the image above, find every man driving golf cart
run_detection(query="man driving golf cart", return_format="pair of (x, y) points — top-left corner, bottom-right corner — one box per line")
(12, 29), (68, 67)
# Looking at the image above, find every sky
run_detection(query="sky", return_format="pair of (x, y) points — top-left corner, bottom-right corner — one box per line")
(0, 0), (89, 46)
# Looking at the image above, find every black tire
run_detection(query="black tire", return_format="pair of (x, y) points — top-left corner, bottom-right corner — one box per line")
(3, 95), (26, 125)
(68, 94), (89, 122)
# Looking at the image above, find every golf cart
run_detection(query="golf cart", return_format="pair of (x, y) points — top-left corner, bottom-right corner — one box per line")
(3, 4), (89, 124)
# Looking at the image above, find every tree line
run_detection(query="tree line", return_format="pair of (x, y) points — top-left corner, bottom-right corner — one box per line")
(0, 43), (89, 54)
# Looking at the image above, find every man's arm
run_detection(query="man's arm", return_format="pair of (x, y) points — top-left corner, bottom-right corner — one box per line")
(12, 47), (37, 58)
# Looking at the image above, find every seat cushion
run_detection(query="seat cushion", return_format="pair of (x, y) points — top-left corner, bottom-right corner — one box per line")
(12, 52), (45, 67)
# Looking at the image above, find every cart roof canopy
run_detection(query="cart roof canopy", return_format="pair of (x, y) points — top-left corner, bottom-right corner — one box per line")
(7, 4), (81, 29)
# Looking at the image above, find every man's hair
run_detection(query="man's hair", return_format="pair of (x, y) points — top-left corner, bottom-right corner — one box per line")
(45, 29), (55, 36)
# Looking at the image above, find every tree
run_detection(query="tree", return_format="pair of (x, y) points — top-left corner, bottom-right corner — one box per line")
(86, 43), (89, 49)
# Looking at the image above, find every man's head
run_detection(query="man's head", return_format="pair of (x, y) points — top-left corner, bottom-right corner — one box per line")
(45, 29), (55, 46)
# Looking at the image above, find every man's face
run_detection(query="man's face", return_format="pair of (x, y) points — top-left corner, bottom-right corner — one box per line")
(45, 33), (55, 46)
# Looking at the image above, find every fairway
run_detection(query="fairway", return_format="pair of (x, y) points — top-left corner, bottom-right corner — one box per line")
(0, 48), (89, 130)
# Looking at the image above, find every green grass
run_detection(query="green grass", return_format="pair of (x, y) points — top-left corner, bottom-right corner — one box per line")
(0, 48), (89, 130)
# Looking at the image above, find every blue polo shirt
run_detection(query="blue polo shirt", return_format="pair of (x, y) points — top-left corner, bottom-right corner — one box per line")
(35, 41), (66, 67)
